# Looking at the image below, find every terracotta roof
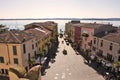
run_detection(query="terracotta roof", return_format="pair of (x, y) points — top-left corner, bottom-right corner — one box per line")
(25, 26), (51, 40)
(0, 30), (35, 44)
(94, 31), (120, 44)
(83, 23), (113, 29)
(24, 21), (57, 31)
(70, 22), (113, 29)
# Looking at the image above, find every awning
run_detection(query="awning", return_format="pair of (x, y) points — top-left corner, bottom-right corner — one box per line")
(90, 55), (95, 60)
(106, 63), (112, 67)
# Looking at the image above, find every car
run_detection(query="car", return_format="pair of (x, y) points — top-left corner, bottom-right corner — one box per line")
(76, 52), (79, 55)
(63, 49), (67, 55)
(66, 42), (69, 45)
(62, 41), (64, 44)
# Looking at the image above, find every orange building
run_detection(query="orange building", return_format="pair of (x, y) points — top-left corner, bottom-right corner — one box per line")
(0, 30), (38, 76)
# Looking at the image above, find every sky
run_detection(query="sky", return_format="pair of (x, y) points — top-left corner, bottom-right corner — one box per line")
(0, 0), (120, 18)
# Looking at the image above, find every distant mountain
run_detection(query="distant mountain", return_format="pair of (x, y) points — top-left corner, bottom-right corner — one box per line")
(81, 18), (120, 21)
(0, 18), (120, 21)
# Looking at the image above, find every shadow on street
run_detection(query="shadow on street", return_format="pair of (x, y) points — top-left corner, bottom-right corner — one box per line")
(41, 40), (59, 76)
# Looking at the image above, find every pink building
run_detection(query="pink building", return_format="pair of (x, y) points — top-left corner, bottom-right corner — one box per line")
(81, 23), (115, 51)
(74, 26), (81, 43)
(81, 27), (94, 50)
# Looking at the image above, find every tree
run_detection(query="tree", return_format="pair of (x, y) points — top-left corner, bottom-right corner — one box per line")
(82, 33), (89, 37)
(45, 42), (50, 47)
(36, 52), (44, 64)
(0, 24), (8, 33)
(68, 32), (71, 38)
(114, 61), (120, 67)
(9, 66), (26, 78)
(28, 57), (36, 68)
(28, 58), (35, 65)
(71, 43), (77, 50)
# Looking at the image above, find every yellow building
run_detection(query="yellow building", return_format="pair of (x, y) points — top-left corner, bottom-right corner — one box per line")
(24, 21), (58, 53)
(25, 21), (58, 38)
(0, 30), (38, 76)
(24, 25), (52, 56)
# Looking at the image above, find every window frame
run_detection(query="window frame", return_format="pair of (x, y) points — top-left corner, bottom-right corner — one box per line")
(0, 57), (4, 63)
(14, 58), (18, 64)
(23, 44), (26, 53)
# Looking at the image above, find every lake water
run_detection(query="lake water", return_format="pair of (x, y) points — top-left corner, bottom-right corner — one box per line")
(0, 20), (120, 33)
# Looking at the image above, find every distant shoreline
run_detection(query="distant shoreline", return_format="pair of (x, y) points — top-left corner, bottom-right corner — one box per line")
(0, 18), (120, 21)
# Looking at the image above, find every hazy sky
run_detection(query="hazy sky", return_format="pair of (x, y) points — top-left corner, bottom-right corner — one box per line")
(0, 0), (120, 18)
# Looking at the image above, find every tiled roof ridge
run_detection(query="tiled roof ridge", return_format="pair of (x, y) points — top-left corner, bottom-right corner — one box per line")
(35, 28), (47, 34)
(9, 31), (21, 43)
(0, 37), (4, 42)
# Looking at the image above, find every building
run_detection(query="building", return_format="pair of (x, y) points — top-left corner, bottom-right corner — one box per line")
(0, 30), (38, 76)
(65, 21), (81, 42)
(81, 23), (115, 51)
(25, 21), (58, 37)
(65, 21), (116, 51)
(25, 26), (52, 55)
(92, 30), (120, 62)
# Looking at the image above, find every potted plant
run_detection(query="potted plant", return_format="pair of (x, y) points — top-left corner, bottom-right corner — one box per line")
(82, 33), (89, 37)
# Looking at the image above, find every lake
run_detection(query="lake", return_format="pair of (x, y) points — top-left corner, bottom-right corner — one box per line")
(0, 20), (120, 33)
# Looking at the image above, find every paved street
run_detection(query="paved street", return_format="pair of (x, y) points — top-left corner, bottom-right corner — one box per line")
(42, 37), (105, 80)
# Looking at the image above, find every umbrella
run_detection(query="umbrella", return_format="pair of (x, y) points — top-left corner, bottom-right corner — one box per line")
(106, 63), (112, 67)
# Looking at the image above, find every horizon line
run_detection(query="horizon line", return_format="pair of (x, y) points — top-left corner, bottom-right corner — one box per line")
(0, 18), (120, 21)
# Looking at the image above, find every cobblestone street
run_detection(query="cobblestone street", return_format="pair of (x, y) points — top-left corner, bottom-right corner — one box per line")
(42, 37), (105, 80)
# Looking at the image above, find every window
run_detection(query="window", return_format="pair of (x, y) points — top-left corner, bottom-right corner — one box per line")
(1, 69), (8, 75)
(28, 53), (30, 61)
(92, 46), (96, 51)
(94, 38), (96, 44)
(5, 69), (8, 75)
(100, 40), (103, 47)
(23, 44), (26, 53)
(107, 53), (113, 62)
(90, 40), (92, 44)
(34, 51), (36, 58)
(14, 58), (18, 64)
(1, 69), (4, 74)
(13, 46), (17, 55)
(118, 56), (120, 61)
(32, 44), (34, 50)
(97, 50), (103, 57)
(0, 57), (4, 63)
(109, 43), (113, 51)
(36, 43), (37, 47)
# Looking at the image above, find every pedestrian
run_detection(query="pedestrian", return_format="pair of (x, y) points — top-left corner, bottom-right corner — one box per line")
(88, 60), (91, 64)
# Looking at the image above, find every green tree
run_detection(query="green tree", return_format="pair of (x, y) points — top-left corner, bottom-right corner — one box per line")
(82, 33), (89, 37)
(0, 24), (8, 33)
(36, 52), (44, 64)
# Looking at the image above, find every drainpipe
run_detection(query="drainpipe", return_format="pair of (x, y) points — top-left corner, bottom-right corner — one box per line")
(6, 43), (10, 65)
